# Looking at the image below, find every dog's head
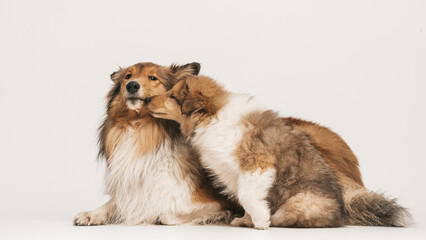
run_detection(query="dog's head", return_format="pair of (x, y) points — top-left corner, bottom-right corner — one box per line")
(106, 62), (200, 119)
(146, 76), (229, 136)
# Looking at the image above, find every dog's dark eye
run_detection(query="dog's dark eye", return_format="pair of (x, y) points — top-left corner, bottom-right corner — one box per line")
(148, 76), (158, 81)
(170, 94), (176, 99)
(125, 73), (132, 79)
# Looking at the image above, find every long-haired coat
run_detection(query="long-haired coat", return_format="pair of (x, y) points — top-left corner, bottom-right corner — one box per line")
(146, 75), (411, 229)
(74, 63), (235, 226)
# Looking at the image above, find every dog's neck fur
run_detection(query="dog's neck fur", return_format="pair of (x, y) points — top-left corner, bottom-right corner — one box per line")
(180, 93), (259, 140)
(101, 110), (181, 161)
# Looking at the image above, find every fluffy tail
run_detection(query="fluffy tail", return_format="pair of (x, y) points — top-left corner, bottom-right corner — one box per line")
(343, 187), (412, 227)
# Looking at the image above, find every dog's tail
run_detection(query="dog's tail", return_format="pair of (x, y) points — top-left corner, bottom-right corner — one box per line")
(343, 186), (412, 227)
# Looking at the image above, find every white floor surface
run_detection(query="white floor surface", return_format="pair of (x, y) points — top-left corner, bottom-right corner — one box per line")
(1, 214), (425, 240)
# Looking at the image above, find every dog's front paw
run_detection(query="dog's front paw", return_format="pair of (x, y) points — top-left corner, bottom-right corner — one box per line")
(252, 220), (270, 230)
(231, 213), (270, 230)
(231, 214), (253, 228)
(73, 211), (108, 226)
(251, 213), (271, 230)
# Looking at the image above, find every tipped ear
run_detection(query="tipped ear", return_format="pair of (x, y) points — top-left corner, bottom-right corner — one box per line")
(169, 62), (201, 80)
(181, 93), (204, 115)
(110, 67), (125, 82)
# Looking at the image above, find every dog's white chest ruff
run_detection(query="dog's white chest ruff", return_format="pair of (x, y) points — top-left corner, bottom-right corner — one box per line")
(104, 128), (193, 224)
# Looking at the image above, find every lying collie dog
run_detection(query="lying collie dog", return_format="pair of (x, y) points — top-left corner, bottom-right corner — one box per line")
(146, 75), (411, 229)
(74, 62), (236, 226)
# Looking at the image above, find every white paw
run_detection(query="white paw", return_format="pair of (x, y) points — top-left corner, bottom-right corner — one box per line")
(73, 211), (108, 226)
(252, 219), (270, 230)
(251, 213), (271, 230)
(231, 213), (270, 230)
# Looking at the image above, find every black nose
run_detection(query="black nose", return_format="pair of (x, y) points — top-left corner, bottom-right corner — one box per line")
(126, 81), (140, 94)
(144, 97), (151, 103)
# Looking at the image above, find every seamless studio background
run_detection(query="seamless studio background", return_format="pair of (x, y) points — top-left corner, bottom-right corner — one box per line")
(0, 0), (425, 239)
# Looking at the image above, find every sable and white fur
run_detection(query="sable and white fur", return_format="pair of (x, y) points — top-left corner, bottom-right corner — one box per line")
(74, 63), (234, 226)
(147, 75), (411, 229)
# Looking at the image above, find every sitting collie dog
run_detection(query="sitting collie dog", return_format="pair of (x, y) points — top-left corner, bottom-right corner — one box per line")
(74, 62), (237, 226)
(146, 75), (411, 229)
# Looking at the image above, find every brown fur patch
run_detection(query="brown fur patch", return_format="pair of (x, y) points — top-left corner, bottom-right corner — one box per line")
(104, 117), (180, 161)
(283, 117), (364, 187)
(174, 77), (230, 117)
(235, 110), (280, 172)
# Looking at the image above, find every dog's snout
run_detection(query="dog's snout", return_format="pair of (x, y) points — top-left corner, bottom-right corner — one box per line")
(126, 81), (140, 94)
(144, 97), (152, 104)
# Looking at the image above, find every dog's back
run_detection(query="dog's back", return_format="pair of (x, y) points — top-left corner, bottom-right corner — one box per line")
(283, 118), (411, 226)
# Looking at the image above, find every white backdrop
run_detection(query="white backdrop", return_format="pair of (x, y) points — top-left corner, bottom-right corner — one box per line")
(1, 0), (425, 239)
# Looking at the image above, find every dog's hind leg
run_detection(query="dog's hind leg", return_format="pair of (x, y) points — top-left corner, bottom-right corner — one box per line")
(270, 191), (344, 228)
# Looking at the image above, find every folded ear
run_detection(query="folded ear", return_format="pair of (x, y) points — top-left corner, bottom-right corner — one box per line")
(169, 62), (201, 80)
(110, 67), (125, 82)
(181, 93), (204, 115)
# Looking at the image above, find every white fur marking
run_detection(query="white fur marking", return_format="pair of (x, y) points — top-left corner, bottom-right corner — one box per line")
(105, 127), (220, 225)
(192, 94), (265, 197)
(236, 169), (275, 229)
(191, 94), (273, 230)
